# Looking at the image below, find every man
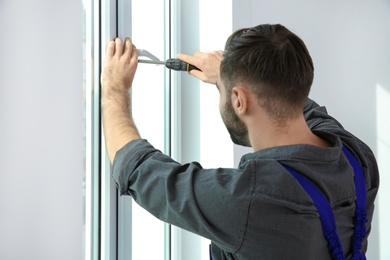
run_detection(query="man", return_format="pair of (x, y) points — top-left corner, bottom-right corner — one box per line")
(101, 24), (379, 259)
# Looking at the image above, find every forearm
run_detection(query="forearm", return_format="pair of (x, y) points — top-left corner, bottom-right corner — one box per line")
(101, 37), (140, 163)
(102, 87), (140, 163)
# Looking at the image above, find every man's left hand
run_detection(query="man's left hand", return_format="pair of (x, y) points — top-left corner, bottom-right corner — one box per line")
(101, 37), (138, 94)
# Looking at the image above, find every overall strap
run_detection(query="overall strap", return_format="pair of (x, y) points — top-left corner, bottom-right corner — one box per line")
(281, 145), (367, 260)
(342, 146), (367, 260)
(281, 164), (345, 260)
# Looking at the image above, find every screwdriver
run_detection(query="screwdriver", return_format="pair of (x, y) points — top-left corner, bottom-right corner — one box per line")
(138, 58), (201, 72)
(165, 58), (201, 72)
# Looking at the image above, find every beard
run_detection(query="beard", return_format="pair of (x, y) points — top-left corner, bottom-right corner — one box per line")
(221, 99), (251, 147)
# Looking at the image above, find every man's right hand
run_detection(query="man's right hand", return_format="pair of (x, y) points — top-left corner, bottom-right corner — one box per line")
(177, 51), (223, 85)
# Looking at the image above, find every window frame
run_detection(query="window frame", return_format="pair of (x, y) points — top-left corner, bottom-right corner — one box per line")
(85, 0), (175, 259)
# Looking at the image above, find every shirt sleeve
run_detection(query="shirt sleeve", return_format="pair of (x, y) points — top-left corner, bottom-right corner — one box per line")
(303, 98), (345, 131)
(111, 139), (255, 254)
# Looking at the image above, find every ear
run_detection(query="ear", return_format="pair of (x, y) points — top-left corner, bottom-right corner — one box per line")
(231, 86), (248, 116)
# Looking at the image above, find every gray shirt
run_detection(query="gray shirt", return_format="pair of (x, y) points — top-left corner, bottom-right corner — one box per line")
(112, 99), (379, 260)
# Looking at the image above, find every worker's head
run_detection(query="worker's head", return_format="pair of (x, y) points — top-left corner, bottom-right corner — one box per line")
(220, 24), (313, 143)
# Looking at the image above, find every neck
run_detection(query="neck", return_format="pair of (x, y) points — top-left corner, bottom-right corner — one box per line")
(248, 114), (330, 151)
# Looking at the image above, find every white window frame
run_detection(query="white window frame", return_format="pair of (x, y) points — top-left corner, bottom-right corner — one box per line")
(84, 1), (233, 259)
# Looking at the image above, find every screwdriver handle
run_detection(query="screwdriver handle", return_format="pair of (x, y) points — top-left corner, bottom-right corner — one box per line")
(165, 58), (201, 72)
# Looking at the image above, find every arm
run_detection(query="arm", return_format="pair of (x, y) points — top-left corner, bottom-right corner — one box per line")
(303, 98), (344, 131)
(112, 139), (251, 253)
(101, 37), (140, 163)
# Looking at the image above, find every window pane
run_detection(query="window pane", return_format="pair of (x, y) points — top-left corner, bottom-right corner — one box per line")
(131, 0), (167, 259)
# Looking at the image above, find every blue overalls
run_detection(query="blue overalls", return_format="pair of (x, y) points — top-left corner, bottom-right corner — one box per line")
(209, 146), (367, 260)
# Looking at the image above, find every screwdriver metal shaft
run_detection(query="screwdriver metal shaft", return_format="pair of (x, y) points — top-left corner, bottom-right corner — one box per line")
(138, 59), (165, 65)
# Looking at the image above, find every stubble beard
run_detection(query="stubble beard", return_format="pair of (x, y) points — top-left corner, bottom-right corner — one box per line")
(221, 100), (251, 147)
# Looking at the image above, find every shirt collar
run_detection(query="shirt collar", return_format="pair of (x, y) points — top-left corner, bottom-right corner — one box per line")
(239, 131), (343, 167)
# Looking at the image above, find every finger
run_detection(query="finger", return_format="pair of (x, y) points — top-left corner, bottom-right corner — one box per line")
(130, 43), (138, 63)
(123, 37), (132, 57)
(189, 70), (207, 82)
(177, 53), (200, 67)
(115, 38), (123, 56)
(105, 40), (115, 59)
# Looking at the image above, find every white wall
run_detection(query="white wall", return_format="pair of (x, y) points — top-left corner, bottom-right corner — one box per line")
(232, 0), (390, 259)
(0, 1), (84, 259)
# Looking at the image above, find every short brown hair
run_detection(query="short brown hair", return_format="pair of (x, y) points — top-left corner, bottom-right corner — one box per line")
(220, 24), (314, 125)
